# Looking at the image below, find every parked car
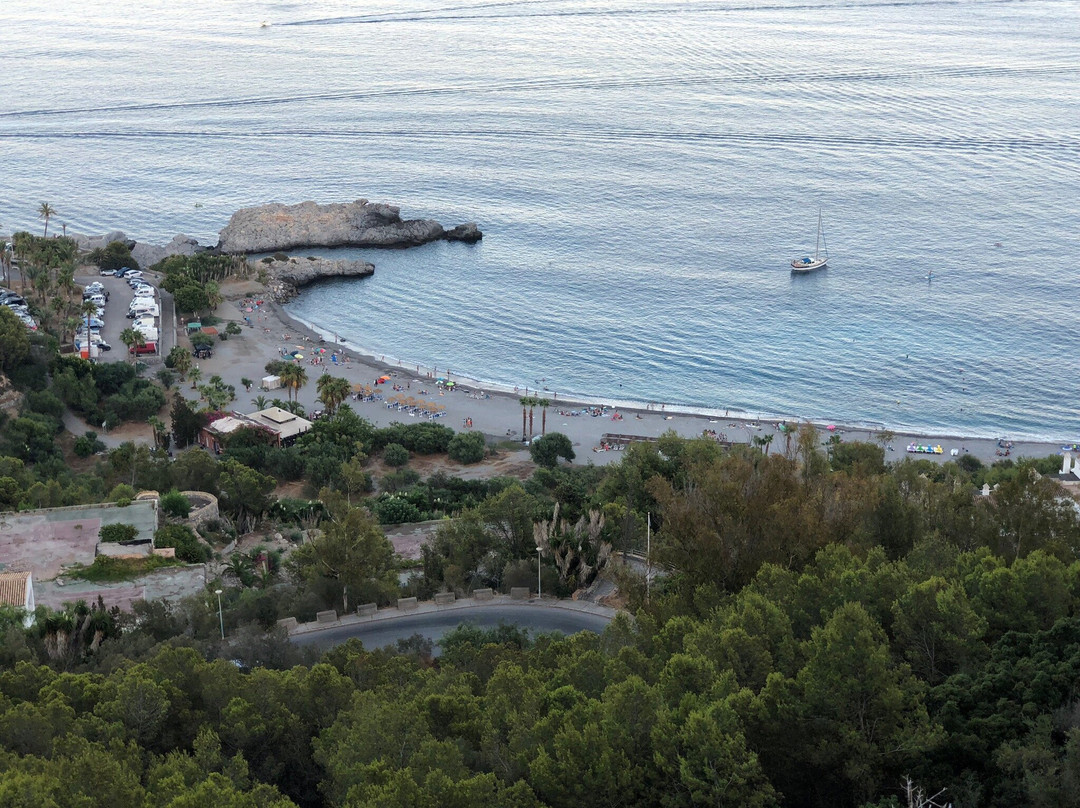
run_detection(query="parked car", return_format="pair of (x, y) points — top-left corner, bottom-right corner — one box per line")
(99, 268), (116, 276)
(129, 341), (157, 355)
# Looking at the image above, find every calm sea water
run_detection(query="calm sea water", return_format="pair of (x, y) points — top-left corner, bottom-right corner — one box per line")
(2, 0), (1078, 439)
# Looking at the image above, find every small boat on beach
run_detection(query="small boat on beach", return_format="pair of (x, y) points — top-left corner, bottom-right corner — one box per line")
(791, 208), (828, 272)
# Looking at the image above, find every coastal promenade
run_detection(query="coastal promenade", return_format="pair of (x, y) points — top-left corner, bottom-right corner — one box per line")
(167, 283), (1066, 468)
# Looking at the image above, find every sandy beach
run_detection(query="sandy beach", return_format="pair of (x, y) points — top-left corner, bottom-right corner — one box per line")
(173, 281), (1067, 468)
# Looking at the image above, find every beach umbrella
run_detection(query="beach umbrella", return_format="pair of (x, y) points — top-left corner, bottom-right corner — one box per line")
(294, 354), (304, 360)
(826, 424), (836, 431)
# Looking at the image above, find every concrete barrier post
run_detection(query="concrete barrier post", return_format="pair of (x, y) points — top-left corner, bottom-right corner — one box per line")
(434, 592), (455, 605)
(276, 617), (298, 632)
(472, 588), (494, 601)
(397, 597), (419, 611)
(510, 587), (530, 601)
(316, 609), (338, 624)
(357, 603), (377, 616)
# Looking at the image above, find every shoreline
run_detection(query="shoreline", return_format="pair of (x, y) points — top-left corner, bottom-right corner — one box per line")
(248, 296), (1068, 466)
(278, 306), (1071, 449)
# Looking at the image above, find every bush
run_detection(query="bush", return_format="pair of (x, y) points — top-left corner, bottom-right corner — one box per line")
(381, 468), (420, 494)
(73, 431), (105, 458)
(448, 431), (486, 464)
(160, 490), (191, 519)
(87, 241), (139, 272)
(156, 368), (177, 389)
(154, 524), (211, 563)
(99, 523), (138, 543)
(108, 483), (136, 502)
(373, 495), (422, 524)
(383, 443), (410, 467)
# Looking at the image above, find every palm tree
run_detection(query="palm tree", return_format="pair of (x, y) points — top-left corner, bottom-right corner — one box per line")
(519, 397), (529, 439)
(120, 326), (145, 366)
(38, 203), (56, 238)
(251, 394), (269, 410)
(147, 416), (169, 450)
(316, 374), (351, 415)
(188, 366), (202, 390)
(170, 346), (193, 380)
(79, 300), (99, 354)
(279, 363), (307, 403)
(525, 396), (538, 441)
(538, 397), (551, 436)
(62, 316), (81, 345)
(0, 240), (10, 286)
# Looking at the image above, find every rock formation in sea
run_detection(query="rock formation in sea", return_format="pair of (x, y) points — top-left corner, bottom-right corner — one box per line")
(216, 199), (482, 254)
(259, 255), (375, 303)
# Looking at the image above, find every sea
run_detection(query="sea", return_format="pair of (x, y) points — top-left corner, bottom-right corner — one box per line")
(2, 0), (1078, 440)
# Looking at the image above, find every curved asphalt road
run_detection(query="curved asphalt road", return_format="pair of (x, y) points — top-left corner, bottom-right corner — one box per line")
(291, 604), (614, 653)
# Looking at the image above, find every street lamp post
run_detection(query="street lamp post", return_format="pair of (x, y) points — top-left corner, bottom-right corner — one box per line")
(536, 547), (542, 599)
(215, 589), (224, 639)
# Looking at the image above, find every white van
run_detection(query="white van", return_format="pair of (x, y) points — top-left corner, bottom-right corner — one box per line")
(128, 305), (159, 319)
(132, 327), (159, 343)
(132, 318), (157, 333)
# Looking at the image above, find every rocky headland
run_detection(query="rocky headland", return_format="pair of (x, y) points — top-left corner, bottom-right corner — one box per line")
(259, 255), (375, 302)
(216, 199), (482, 254)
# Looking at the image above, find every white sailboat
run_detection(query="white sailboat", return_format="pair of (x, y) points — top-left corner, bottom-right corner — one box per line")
(791, 209), (828, 272)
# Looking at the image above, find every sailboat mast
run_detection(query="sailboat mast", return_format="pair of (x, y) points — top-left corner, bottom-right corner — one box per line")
(815, 208), (821, 260)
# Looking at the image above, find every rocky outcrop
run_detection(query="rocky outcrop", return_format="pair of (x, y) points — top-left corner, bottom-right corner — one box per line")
(74, 231), (209, 270)
(131, 234), (203, 269)
(260, 255), (375, 302)
(0, 372), (21, 416)
(216, 199), (482, 254)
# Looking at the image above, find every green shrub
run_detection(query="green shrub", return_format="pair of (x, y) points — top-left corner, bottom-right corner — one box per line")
(448, 431), (486, 464)
(381, 468), (420, 494)
(70, 554), (176, 583)
(108, 483), (136, 502)
(373, 495), (422, 524)
(73, 431), (105, 458)
(154, 524), (211, 563)
(156, 368), (177, 389)
(383, 443), (410, 467)
(99, 523), (138, 543)
(160, 490), (191, 519)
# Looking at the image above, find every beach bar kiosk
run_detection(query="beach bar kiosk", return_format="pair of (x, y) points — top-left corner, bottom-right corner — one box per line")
(261, 375), (283, 391)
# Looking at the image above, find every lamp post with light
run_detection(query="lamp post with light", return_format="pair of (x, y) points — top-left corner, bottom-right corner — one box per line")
(215, 589), (224, 639)
(536, 547), (542, 599)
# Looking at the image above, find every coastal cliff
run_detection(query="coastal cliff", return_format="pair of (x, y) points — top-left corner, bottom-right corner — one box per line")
(261, 255), (375, 302)
(217, 199), (482, 254)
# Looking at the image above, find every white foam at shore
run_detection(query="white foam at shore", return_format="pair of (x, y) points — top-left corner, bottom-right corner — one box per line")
(283, 310), (1069, 446)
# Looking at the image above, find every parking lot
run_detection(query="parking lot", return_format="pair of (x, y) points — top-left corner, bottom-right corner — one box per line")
(75, 270), (175, 363)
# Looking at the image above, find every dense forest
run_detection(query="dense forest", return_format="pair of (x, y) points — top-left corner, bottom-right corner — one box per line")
(2, 232), (1080, 806)
(3, 433), (1080, 807)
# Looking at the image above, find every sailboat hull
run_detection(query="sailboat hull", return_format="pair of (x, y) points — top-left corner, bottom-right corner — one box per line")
(791, 257), (827, 272)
